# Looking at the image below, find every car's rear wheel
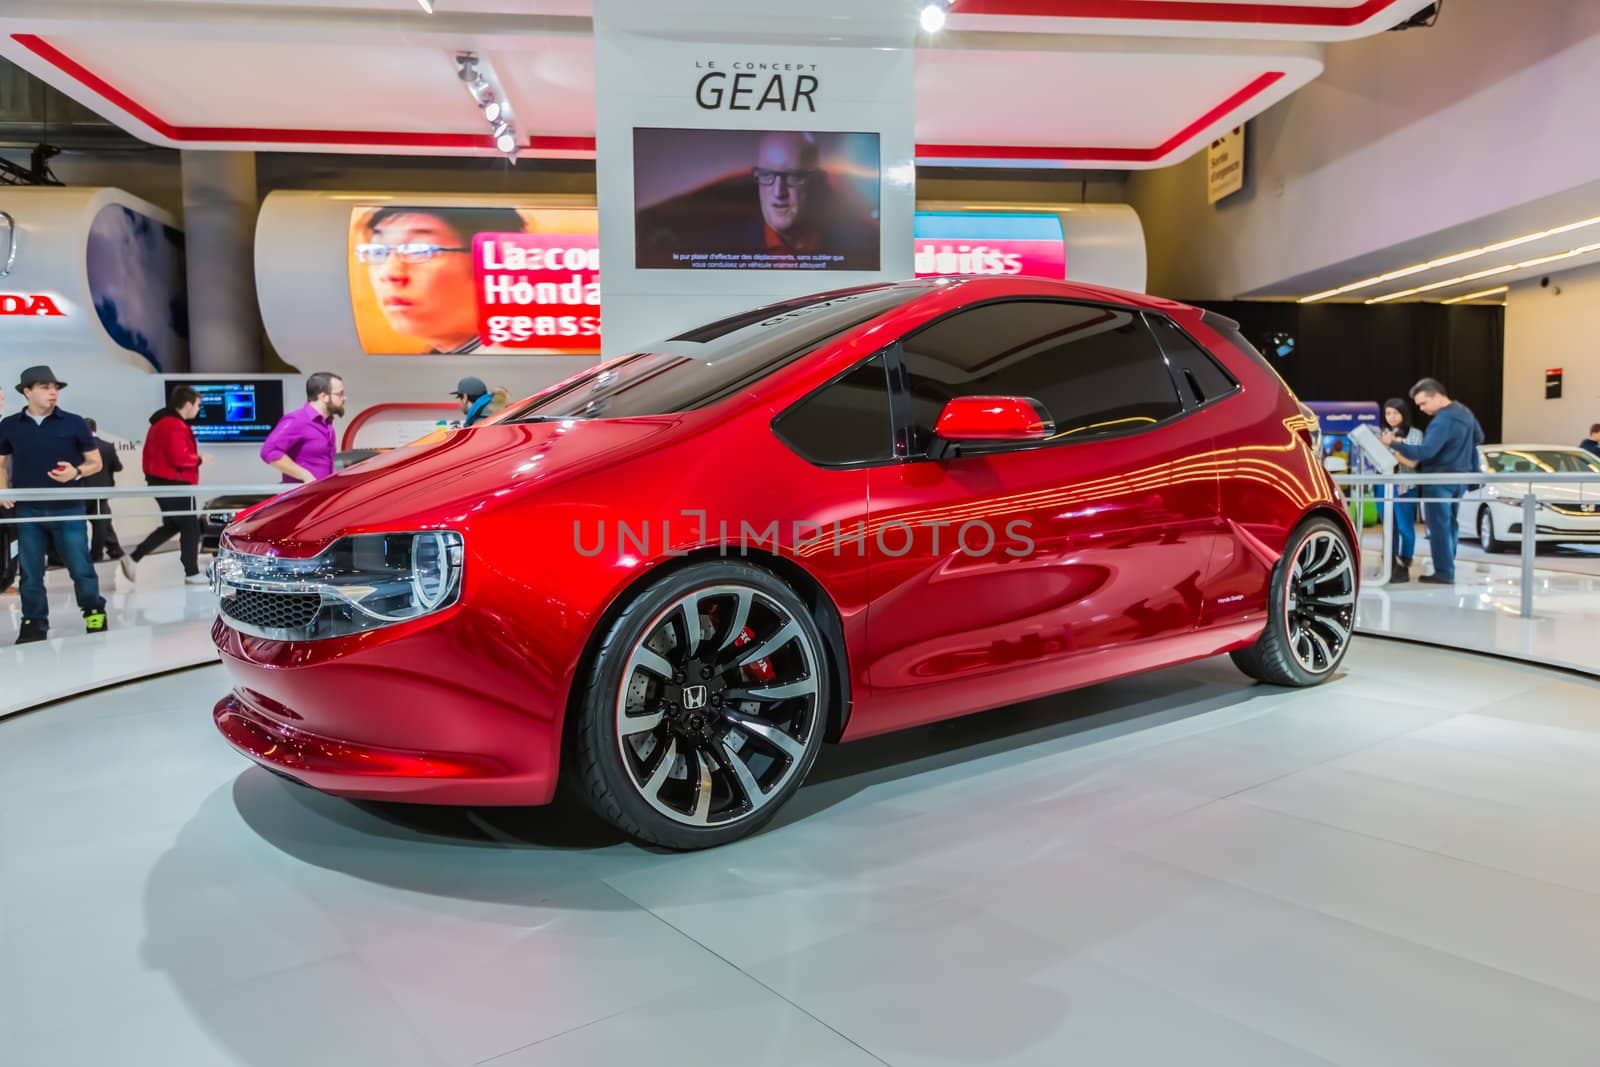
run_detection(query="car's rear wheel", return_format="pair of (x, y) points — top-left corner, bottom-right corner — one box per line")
(1231, 516), (1355, 687)
(571, 561), (831, 849)
(1478, 506), (1512, 553)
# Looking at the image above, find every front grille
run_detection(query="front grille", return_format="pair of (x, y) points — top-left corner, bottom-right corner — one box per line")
(221, 590), (321, 632)
(1547, 503), (1600, 517)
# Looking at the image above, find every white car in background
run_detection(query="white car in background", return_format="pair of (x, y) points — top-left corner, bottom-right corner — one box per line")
(1467, 445), (1600, 552)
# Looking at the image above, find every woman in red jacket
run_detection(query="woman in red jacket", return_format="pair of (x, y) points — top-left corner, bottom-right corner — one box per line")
(121, 386), (208, 585)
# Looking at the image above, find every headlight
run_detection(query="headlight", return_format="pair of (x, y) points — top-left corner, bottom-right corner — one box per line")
(212, 530), (464, 641)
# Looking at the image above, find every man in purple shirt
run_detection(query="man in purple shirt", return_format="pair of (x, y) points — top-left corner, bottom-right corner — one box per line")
(260, 372), (345, 483)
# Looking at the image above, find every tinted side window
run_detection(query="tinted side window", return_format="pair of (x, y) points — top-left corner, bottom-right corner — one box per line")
(898, 301), (1184, 453)
(502, 287), (916, 421)
(774, 354), (893, 466)
(1147, 315), (1238, 406)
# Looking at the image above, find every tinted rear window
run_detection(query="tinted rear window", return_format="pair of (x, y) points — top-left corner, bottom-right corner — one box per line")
(503, 286), (918, 421)
(1200, 310), (1294, 394)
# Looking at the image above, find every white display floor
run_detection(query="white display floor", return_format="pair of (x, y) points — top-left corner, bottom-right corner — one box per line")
(1355, 533), (1600, 676)
(1, 552), (219, 717)
(7, 640), (1600, 1065)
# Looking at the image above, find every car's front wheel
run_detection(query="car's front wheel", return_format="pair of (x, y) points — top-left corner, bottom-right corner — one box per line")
(1231, 516), (1356, 687)
(1478, 506), (1512, 553)
(571, 561), (831, 849)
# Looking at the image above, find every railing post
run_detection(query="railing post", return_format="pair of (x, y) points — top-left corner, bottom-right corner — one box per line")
(1520, 491), (1537, 619)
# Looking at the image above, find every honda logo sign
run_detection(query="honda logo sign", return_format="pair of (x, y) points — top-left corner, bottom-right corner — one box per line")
(0, 293), (66, 317)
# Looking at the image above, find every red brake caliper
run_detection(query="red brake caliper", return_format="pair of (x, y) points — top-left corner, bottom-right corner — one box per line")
(730, 625), (775, 684)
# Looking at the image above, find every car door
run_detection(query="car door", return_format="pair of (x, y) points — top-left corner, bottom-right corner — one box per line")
(859, 299), (1220, 735)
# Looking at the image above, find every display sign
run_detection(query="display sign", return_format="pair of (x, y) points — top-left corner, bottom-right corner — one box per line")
(86, 203), (189, 371)
(1546, 367), (1563, 400)
(0, 210), (16, 278)
(173, 378), (285, 443)
(633, 127), (881, 271)
(1207, 125), (1246, 205)
(0, 292), (66, 316)
(913, 212), (1066, 279)
(475, 233), (600, 350)
(343, 204), (1087, 356)
(347, 205), (600, 356)
(1305, 401), (1381, 473)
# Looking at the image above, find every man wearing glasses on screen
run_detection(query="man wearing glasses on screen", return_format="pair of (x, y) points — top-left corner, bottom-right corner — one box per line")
(356, 207), (526, 354)
(753, 131), (826, 257)
(748, 131), (876, 269)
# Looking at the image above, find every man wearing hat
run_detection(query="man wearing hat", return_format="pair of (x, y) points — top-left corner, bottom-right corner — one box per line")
(452, 376), (495, 427)
(0, 366), (109, 642)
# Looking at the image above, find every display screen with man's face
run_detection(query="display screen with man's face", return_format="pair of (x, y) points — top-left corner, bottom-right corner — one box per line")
(633, 127), (880, 271)
(754, 131), (820, 242)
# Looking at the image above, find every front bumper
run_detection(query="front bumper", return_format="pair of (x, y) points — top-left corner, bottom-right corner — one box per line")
(211, 614), (567, 805)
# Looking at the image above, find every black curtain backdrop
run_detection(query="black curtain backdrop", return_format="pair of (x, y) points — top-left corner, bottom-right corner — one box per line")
(1196, 302), (1505, 441)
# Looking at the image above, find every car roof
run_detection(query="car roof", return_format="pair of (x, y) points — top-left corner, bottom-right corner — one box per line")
(1481, 444), (1589, 452)
(910, 275), (1193, 314)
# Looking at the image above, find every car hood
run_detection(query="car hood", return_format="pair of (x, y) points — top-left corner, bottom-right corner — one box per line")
(1485, 483), (1600, 504)
(224, 418), (681, 556)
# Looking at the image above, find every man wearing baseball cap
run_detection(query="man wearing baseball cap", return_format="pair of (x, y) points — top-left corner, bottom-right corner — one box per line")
(452, 376), (495, 427)
(0, 366), (109, 642)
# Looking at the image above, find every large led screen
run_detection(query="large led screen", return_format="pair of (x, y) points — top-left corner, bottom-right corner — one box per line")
(633, 128), (880, 272)
(347, 206), (600, 356)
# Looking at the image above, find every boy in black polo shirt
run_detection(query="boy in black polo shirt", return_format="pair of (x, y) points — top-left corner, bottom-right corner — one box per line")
(0, 366), (109, 643)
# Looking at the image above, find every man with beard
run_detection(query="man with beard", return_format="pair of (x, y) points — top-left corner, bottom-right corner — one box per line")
(260, 372), (345, 484)
(750, 131), (876, 269)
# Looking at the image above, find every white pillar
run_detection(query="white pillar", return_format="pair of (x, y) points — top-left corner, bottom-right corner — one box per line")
(181, 150), (262, 373)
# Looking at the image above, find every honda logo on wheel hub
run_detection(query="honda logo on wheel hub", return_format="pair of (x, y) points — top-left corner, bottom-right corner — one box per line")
(683, 685), (708, 710)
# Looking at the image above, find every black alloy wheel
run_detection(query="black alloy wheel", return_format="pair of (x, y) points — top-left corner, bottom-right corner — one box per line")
(572, 561), (831, 849)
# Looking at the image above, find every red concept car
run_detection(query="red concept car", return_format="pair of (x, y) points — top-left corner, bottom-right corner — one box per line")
(211, 276), (1356, 849)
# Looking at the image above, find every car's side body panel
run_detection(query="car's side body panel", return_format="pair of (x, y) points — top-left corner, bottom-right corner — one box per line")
(211, 277), (1353, 809)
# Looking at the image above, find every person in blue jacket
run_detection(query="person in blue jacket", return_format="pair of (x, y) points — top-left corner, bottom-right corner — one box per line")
(1580, 423), (1600, 462)
(1382, 378), (1485, 586)
(452, 376), (494, 427)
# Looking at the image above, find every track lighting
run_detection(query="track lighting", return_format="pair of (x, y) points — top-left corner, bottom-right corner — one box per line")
(455, 51), (520, 160)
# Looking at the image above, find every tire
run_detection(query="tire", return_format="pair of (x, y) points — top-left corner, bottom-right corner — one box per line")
(571, 560), (832, 849)
(1231, 516), (1356, 688)
(1478, 506), (1512, 553)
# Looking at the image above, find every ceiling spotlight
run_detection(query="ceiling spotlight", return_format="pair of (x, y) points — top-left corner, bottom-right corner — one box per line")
(416, 0), (434, 12)
(920, 2), (947, 33)
(454, 50), (520, 159)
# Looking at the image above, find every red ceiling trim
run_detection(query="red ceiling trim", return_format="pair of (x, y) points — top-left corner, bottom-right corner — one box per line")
(917, 70), (1284, 162)
(14, 32), (1281, 165)
(950, 0), (1405, 27)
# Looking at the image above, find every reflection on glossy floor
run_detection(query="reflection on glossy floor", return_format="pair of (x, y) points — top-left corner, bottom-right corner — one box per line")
(1356, 529), (1600, 676)
(7, 640), (1600, 1065)
(0, 552), (219, 717)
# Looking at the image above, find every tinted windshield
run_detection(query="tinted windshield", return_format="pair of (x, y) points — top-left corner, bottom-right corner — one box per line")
(1510, 451), (1600, 470)
(503, 285), (921, 421)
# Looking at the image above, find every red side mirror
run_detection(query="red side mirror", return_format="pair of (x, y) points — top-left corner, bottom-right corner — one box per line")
(930, 396), (1054, 459)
